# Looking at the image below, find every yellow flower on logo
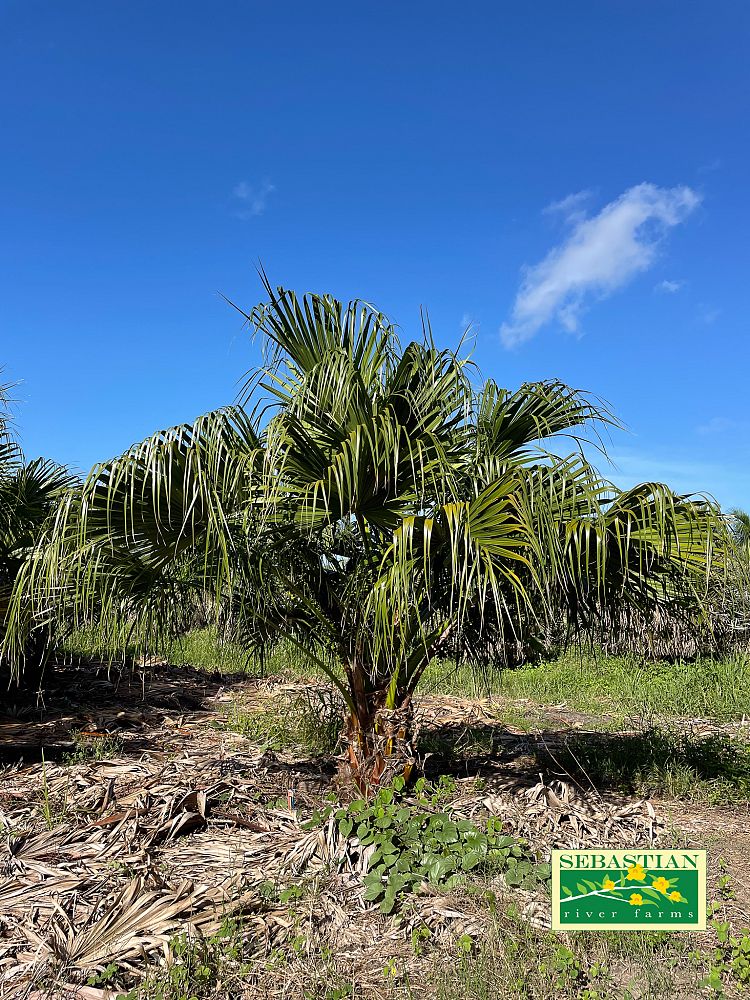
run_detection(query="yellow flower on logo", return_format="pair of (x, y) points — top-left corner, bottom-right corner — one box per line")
(629, 893), (643, 906)
(669, 891), (681, 902)
(626, 863), (647, 881)
(652, 877), (670, 893)
(602, 877), (616, 891)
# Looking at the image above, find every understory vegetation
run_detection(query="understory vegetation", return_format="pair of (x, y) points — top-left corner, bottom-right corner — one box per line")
(219, 642), (750, 807)
(65, 626), (750, 808)
(493, 650), (750, 722)
(65, 625), (750, 724)
(111, 625), (750, 726)
(88, 904), (750, 1000)
(76, 903), (750, 1000)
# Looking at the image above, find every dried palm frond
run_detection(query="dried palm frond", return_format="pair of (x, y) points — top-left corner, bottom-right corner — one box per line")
(18, 876), (260, 971)
(469, 777), (662, 852)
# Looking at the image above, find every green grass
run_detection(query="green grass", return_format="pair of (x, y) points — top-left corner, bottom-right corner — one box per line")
(164, 629), (327, 677)
(64, 625), (322, 678)
(224, 688), (342, 757)
(416, 648), (750, 724)
(163, 629), (253, 674)
(431, 908), (710, 1000)
(65, 628), (750, 728)
(495, 649), (750, 723)
(534, 727), (750, 805)
(64, 627), (750, 725)
(62, 730), (126, 764)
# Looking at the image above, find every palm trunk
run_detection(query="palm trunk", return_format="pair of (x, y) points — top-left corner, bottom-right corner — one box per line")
(337, 673), (417, 794)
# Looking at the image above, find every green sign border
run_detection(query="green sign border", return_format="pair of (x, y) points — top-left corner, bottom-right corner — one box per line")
(551, 849), (707, 931)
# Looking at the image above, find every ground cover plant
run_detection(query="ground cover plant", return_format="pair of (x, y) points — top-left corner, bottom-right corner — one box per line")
(323, 776), (550, 914)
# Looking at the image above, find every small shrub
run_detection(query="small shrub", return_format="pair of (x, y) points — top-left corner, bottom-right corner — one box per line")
(116, 920), (252, 1000)
(705, 919), (750, 993)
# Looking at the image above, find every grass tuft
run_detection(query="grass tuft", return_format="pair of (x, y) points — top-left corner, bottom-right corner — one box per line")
(63, 730), (126, 765)
(432, 904), (707, 999)
(225, 689), (342, 756)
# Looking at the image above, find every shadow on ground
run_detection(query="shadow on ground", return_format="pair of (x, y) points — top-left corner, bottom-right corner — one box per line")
(418, 718), (750, 804)
(4, 665), (750, 808)
(0, 659), (260, 763)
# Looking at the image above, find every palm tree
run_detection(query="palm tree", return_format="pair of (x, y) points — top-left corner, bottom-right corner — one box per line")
(5, 287), (722, 784)
(0, 382), (75, 690)
(729, 508), (750, 562)
(722, 508), (750, 642)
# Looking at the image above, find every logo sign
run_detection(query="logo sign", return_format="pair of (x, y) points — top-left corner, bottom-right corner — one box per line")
(551, 850), (706, 930)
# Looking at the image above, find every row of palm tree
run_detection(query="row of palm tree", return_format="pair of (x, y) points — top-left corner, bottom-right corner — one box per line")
(1, 284), (730, 788)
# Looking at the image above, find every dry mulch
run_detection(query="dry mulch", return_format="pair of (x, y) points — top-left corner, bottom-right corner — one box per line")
(0, 663), (720, 998)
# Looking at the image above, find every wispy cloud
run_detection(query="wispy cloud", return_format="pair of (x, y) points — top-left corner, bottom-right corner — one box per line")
(543, 190), (593, 225)
(500, 183), (701, 348)
(698, 158), (722, 175)
(696, 416), (746, 436)
(696, 304), (721, 326)
(655, 279), (684, 294)
(232, 179), (276, 219)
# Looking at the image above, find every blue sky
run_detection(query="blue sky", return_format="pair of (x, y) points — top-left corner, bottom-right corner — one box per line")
(1, 1), (748, 508)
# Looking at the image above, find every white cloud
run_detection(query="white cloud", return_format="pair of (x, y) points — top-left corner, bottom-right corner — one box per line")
(500, 183), (701, 348)
(655, 279), (684, 293)
(698, 158), (722, 175)
(232, 179), (276, 218)
(696, 416), (746, 436)
(543, 190), (593, 225)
